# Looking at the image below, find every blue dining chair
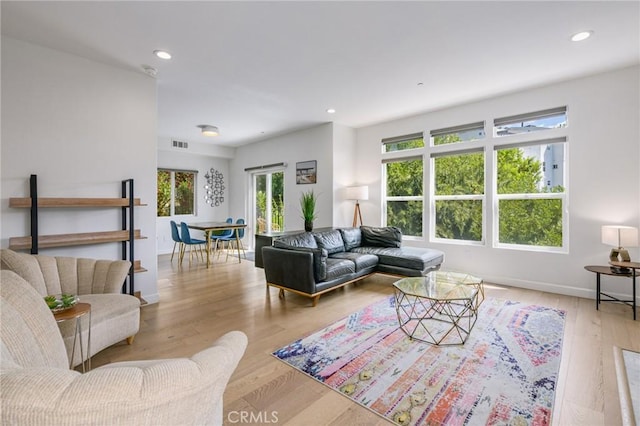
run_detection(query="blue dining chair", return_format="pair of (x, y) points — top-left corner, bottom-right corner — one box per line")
(211, 218), (233, 258)
(179, 222), (207, 265)
(224, 218), (247, 261)
(170, 220), (183, 263)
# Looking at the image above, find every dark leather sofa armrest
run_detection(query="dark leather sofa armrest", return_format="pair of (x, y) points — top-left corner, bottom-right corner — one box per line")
(262, 246), (318, 295)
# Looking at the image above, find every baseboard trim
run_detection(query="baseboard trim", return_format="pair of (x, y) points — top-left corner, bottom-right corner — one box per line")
(482, 273), (640, 304)
(139, 292), (160, 305)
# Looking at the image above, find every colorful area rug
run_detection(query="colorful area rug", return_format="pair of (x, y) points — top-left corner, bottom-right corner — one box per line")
(273, 296), (565, 425)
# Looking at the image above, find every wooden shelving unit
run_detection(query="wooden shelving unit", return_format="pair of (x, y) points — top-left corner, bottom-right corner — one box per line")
(8, 175), (146, 295)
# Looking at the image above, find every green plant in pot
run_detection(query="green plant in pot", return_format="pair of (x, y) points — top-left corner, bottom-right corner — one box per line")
(300, 190), (318, 232)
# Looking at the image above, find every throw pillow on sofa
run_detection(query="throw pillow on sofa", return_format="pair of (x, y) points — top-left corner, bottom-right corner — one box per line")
(360, 226), (403, 248)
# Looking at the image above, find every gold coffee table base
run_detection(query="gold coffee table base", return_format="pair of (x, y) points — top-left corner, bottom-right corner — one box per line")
(393, 271), (483, 346)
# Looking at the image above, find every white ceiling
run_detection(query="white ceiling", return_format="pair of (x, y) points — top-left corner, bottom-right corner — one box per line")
(2, 1), (639, 147)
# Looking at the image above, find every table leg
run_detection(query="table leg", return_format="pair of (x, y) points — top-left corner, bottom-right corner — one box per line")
(77, 316), (85, 373)
(205, 231), (211, 268)
(235, 232), (242, 264)
(87, 310), (92, 371)
(70, 319), (79, 370)
(633, 269), (637, 321)
(596, 272), (602, 310)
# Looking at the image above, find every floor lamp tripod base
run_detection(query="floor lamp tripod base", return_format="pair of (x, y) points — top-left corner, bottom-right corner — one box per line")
(352, 202), (363, 228)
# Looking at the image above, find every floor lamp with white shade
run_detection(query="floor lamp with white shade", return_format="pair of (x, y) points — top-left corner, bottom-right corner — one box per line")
(346, 185), (369, 227)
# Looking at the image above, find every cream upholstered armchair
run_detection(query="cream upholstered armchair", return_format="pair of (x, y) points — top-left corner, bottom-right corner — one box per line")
(0, 249), (139, 367)
(1, 270), (248, 425)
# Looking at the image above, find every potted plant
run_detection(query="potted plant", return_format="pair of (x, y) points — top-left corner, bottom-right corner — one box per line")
(300, 190), (318, 232)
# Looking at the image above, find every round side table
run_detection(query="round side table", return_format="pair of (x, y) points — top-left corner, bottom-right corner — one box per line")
(53, 302), (92, 372)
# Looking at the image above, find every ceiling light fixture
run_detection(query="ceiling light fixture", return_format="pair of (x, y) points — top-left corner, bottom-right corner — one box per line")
(570, 31), (593, 42)
(141, 64), (157, 77)
(327, 108), (336, 114)
(197, 125), (219, 137)
(153, 49), (172, 59)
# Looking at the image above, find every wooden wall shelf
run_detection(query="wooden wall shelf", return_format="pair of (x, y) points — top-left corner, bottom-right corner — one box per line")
(9, 175), (146, 295)
(132, 260), (147, 273)
(9, 229), (146, 250)
(9, 197), (146, 208)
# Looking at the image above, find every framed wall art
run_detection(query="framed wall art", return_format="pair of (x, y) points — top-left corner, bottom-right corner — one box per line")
(296, 160), (317, 184)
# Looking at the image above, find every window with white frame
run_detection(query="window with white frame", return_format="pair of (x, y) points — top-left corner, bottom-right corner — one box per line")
(494, 138), (566, 249)
(430, 122), (486, 243)
(432, 149), (485, 242)
(382, 133), (424, 237)
(157, 169), (197, 217)
(382, 132), (425, 153)
(380, 107), (567, 251)
(494, 107), (567, 137)
(432, 121), (485, 146)
(384, 157), (424, 237)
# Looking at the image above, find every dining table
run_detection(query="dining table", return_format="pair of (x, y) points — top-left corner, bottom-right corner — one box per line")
(188, 221), (247, 268)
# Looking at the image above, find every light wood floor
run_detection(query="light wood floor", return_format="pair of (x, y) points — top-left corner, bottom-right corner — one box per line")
(92, 254), (640, 425)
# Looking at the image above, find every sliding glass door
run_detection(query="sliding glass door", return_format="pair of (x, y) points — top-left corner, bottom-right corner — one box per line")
(254, 171), (284, 234)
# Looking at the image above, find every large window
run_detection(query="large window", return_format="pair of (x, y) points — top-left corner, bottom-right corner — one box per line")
(157, 169), (196, 217)
(382, 133), (424, 237)
(432, 150), (484, 242)
(495, 138), (566, 248)
(384, 157), (423, 237)
(381, 106), (567, 251)
(430, 122), (486, 243)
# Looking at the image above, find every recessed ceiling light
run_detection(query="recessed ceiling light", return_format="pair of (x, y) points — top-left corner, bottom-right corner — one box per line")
(197, 125), (219, 137)
(570, 31), (593, 42)
(154, 50), (172, 59)
(141, 64), (157, 77)
(417, 82), (424, 86)
(327, 108), (336, 114)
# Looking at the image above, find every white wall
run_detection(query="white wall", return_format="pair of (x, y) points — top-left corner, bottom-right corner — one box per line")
(356, 66), (640, 301)
(156, 146), (231, 254)
(229, 123), (334, 244)
(1, 37), (159, 303)
(332, 123), (359, 227)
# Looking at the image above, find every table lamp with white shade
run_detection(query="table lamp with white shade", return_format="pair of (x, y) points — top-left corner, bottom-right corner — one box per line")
(346, 185), (369, 227)
(602, 225), (638, 272)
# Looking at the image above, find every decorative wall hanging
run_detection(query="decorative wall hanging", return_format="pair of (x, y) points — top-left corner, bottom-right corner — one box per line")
(296, 160), (317, 184)
(204, 168), (225, 206)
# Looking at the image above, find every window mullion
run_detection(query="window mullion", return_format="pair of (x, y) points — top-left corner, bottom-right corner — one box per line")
(497, 192), (564, 200)
(170, 172), (175, 216)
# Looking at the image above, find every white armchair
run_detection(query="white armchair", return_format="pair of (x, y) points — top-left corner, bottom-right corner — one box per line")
(1, 248), (139, 366)
(1, 270), (248, 425)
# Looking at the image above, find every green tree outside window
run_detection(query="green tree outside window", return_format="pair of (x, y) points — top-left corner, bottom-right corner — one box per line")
(156, 170), (196, 217)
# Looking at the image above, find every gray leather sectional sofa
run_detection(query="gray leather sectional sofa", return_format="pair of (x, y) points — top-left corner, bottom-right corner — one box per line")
(262, 226), (445, 306)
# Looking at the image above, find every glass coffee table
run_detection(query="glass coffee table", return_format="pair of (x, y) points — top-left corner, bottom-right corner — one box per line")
(393, 271), (483, 345)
